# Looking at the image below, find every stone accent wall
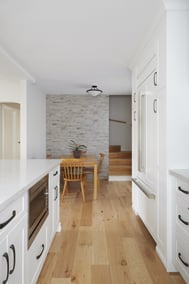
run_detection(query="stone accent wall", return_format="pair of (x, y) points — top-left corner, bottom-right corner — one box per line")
(46, 95), (109, 178)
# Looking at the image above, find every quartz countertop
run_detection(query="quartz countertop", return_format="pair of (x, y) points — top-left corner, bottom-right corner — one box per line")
(169, 169), (189, 183)
(0, 159), (60, 211)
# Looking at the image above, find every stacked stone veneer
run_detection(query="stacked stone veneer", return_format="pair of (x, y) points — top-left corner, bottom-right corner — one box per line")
(46, 95), (109, 178)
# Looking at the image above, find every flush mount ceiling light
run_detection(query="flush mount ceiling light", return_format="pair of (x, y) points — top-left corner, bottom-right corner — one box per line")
(86, 85), (103, 96)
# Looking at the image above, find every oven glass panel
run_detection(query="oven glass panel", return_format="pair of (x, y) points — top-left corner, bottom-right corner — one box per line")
(28, 175), (48, 248)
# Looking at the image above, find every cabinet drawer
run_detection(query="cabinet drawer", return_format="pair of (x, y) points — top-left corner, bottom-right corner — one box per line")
(176, 199), (189, 235)
(28, 223), (47, 284)
(175, 231), (189, 283)
(0, 195), (26, 235)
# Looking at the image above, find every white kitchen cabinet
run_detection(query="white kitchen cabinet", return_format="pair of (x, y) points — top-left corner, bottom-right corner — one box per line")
(170, 174), (189, 283)
(26, 221), (48, 284)
(48, 166), (61, 246)
(0, 206), (27, 284)
(132, 43), (159, 241)
(136, 70), (159, 193)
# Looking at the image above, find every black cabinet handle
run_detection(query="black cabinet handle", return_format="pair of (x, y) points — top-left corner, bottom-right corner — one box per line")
(153, 72), (157, 86)
(53, 171), (58, 176)
(178, 253), (189, 267)
(133, 92), (136, 103)
(9, 244), (16, 275)
(54, 186), (58, 201)
(0, 210), (16, 229)
(178, 215), (189, 226)
(36, 244), (45, 260)
(178, 186), (189, 195)
(2, 252), (9, 284)
(153, 99), (158, 113)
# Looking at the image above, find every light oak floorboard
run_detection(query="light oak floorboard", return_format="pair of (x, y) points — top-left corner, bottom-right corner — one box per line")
(37, 181), (185, 284)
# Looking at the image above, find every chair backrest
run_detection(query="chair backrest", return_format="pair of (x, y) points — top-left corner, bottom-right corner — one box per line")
(98, 153), (105, 174)
(62, 163), (84, 181)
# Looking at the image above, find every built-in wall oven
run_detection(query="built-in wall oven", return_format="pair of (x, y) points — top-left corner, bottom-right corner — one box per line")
(28, 175), (49, 248)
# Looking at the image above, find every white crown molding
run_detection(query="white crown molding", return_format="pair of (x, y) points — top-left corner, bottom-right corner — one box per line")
(0, 45), (35, 83)
(163, 0), (189, 11)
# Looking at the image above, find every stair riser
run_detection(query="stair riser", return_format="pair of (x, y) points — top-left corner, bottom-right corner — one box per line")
(109, 145), (121, 152)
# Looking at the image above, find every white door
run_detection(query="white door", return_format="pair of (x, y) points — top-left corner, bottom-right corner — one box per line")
(137, 71), (159, 193)
(1, 103), (20, 159)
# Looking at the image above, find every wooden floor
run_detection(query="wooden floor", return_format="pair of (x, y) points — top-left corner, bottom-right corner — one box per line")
(37, 181), (184, 284)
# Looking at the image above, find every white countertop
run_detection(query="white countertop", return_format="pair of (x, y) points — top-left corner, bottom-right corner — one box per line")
(169, 169), (189, 183)
(0, 159), (60, 211)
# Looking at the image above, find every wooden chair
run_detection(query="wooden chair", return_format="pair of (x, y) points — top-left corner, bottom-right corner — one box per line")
(61, 162), (87, 202)
(84, 153), (105, 190)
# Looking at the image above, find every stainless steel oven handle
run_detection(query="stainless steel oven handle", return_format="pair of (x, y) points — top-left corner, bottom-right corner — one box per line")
(132, 178), (155, 199)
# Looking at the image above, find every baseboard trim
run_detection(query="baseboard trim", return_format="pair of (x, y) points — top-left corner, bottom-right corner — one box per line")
(156, 245), (167, 269)
(108, 175), (132, 181)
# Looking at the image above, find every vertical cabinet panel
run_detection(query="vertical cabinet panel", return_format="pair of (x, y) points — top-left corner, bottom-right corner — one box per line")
(137, 71), (159, 193)
(8, 217), (26, 284)
(0, 216), (26, 284)
(0, 238), (8, 284)
(48, 166), (61, 246)
(132, 67), (159, 241)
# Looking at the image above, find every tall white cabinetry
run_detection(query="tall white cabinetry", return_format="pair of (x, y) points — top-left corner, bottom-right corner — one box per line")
(132, 35), (161, 242)
(131, 0), (189, 274)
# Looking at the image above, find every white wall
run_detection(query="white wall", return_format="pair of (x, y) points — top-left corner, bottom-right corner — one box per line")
(26, 82), (46, 159)
(0, 77), (21, 103)
(167, 10), (189, 168)
(0, 78), (46, 159)
(109, 95), (131, 151)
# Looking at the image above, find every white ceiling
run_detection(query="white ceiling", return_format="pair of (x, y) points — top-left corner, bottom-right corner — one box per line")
(0, 0), (164, 95)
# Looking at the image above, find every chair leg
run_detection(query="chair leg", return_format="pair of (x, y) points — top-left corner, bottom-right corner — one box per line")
(62, 180), (68, 201)
(97, 175), (100, 192)
(80, 181), (86, 202)
(83, 175), (88, 191)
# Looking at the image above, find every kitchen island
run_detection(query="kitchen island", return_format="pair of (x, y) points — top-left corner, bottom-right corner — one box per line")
(0, 159), (61, 284)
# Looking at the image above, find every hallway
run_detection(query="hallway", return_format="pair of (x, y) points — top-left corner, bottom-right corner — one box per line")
(37, 181), (184, 284)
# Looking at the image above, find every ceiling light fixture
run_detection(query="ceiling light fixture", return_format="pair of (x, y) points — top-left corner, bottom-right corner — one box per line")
(86, 85), (103, 96)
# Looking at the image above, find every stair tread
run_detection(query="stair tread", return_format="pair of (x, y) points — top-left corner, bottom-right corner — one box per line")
(109, 151), (132, 159)
(109, 158), (131, 165)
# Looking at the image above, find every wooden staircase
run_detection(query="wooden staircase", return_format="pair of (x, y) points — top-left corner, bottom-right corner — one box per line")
(109, 145), (132, 176)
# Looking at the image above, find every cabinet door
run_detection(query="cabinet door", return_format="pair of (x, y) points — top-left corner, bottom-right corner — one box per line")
(8, 216), (26, 284)
(0, 238), (8, 284)
(48, 166), (60, 245)
(137, 71), (159, 193)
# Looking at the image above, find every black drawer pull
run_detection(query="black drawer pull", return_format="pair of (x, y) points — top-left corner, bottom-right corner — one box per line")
(9, 244), (16, 275)
(0, 210), (16, 229)
(54, 186), (58, 201)
(178, 186), (189, 194)
(36, 244), (45, 260)
(53, 171), (58, 176)
(153, 71), (158, 86)
(178, 253), (189, 267)
(3, 252), (9, 284)
(178, 215), (189, 226)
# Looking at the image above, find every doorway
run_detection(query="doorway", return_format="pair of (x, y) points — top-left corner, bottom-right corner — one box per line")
(109, 95), (132, 178)
(0, 103), (20, 159)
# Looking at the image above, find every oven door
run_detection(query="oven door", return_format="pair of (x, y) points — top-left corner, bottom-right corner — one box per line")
(28, 175), (48, 248)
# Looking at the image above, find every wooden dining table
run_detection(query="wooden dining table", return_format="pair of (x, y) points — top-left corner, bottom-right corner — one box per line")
(60, 154), (98, 199)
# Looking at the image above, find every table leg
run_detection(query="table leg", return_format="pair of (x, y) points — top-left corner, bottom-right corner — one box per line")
(93, 164), (98, 199)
